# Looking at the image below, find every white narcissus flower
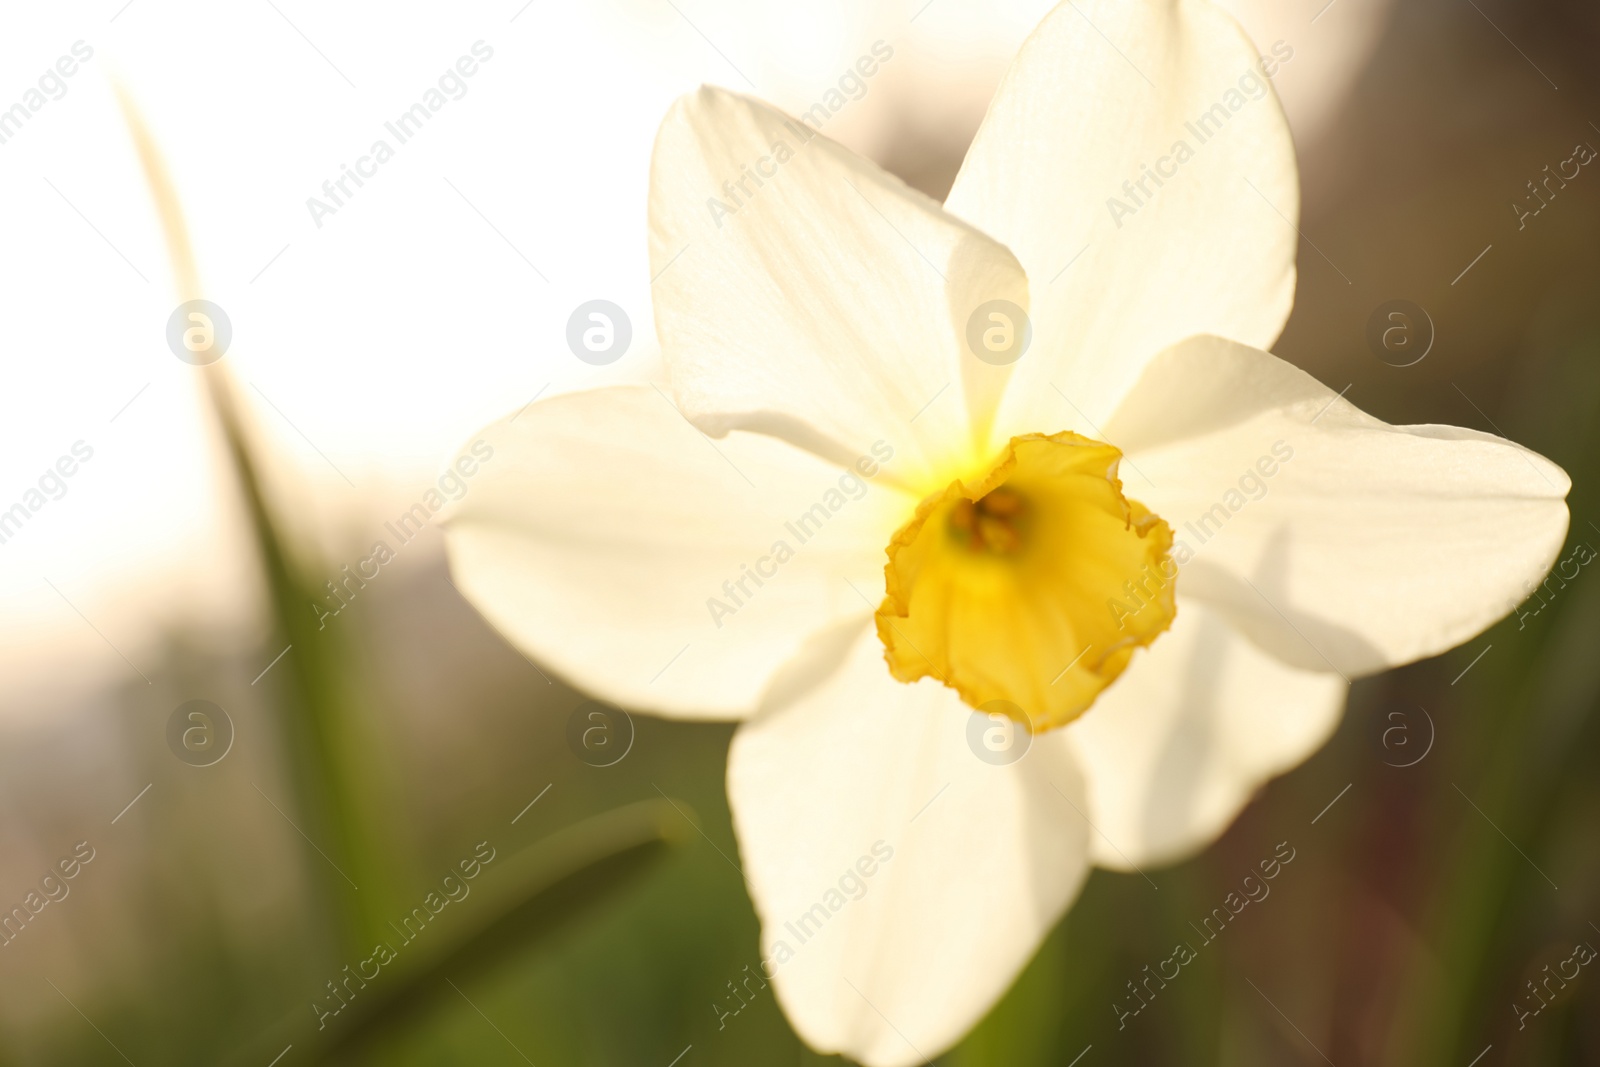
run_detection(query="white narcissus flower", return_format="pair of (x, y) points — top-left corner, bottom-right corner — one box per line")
(442, 0), (1569, 1063)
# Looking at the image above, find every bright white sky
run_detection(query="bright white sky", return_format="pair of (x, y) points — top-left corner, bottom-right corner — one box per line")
(0, 0), (1389, 709)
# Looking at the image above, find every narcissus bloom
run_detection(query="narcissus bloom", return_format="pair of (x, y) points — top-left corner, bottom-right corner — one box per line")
(442, 0), (1569, 1062)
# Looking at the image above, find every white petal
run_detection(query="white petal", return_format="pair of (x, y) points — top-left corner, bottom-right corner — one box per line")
(1104, 336), (1572, 676)
(649, 86), (1030, 491)
(1067, 598), (1346, 869)
(1212, 0), (1396, 154)
(944, 0), (1300, 440)
(441, 386), (914, 719)
(727, 626), (1091, 1067)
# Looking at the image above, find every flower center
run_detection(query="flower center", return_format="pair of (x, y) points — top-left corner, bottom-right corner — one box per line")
(875, 431), (1176, 732)
(948, 487), (1029, 555)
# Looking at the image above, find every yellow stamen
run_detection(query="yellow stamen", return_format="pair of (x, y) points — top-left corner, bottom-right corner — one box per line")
(876, 431), (1176, 732)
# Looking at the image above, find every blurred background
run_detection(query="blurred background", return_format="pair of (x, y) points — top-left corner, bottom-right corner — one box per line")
(0, 0), (1597, 1063)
